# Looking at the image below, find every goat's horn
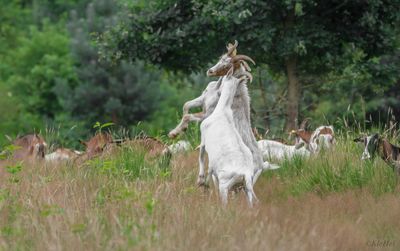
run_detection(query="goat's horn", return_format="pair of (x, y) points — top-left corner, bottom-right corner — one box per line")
(226, 40), (238, 55)
(241, 61), (252, 72)
(299, 117), (311, 129)
(232, 54), (256, 65)
(242, 71), (253, 83)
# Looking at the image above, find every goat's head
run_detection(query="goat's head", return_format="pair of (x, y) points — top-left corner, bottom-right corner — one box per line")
(290, 129), (312, 144)
(354, 133), (380, 160)
(14, 134), (47, 159)
(290, 118), (311, 144)
(309, 125), (335, 151)
(31, 134), (47, 159)
(81, 132), (113, 158)
(289, 129), (314, 152)
(207, 40), (255, 79)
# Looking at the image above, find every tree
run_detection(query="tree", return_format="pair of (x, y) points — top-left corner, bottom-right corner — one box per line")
(99, 0), (400, 130)
(303, 44), (400, 128)
(56, 0), (165, 127)
(5, 23), (77, 119)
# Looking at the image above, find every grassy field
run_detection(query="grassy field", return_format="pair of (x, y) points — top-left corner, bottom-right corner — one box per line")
(0, 136), (399, 250)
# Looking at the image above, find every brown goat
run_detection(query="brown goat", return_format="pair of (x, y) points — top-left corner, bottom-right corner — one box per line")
(80, 132), (114, 159)
(122, 136), (171, 159)
(77, 133), (171, 166)
(290, 121), (335, 152)
(10, 134), (47, 160)
(354, 133), (400, 175)
(290, 129), (313, 144)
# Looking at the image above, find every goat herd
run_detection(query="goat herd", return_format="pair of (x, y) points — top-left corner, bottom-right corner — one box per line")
(1, 41), (400, 207)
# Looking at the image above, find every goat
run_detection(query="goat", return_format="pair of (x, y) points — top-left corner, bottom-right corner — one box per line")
(45, 148), (82, 162)
(8, 134), (47, 160)
(168, 43), (252, 138)
(290, 129), (312, 146)
(124, 136), (171, 159)
(354, 133), (400, 175)
(168, 41), (256, 141)
(309, 126), (335, 152)
(290, 122), (335, 153)
(172, 41), (276, 186)
(259, 124), (334, 162)
(289, 118), (312, 147)
(258, 140), (310, 161)
(79, 133), (171, 163)
(80, 132), (114, 159)
(167, 140), (191, 154)
(200, 76), (258, 206)
(167, 41), (252, 142)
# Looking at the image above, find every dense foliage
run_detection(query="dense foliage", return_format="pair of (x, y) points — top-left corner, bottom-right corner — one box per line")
(0, 0), (198, 146)
(57, 1), (165, 126)
(99, 0), (400, 130)
(0, 0), (399, 146)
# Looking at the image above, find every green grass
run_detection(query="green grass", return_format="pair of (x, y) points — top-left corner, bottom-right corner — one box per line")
(86, 144), (171, 180)
(262, 135), (398, 198)
(0, 134), (399, 250)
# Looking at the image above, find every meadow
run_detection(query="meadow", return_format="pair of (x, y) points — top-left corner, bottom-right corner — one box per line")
(0, 133), (399, 251)
(1, 1), (399, 250)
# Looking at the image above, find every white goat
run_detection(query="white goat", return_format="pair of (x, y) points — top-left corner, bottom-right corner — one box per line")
(45, 148), (82, 162)
(201, 76), (257, 206)
(309, 126), (335, 153)
(167, 140), (192, 154)
(170, 41), (277, 186)
(168, 79), (221, 139)
(258, 140), (310, 161)
(259, 126), (334, 161)
(168, 43), (254, 140)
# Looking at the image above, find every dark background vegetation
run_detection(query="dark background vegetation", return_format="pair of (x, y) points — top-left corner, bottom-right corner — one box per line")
(1, 0), (399, 147)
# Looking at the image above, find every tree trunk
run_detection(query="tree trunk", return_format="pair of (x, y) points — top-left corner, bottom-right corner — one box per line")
(258, 68), (270, 131)
(111, 111), (118, 124)
(284, 56), (300, 131)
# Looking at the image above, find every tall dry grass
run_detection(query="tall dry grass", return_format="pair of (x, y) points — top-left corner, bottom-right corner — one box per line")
(0, 137), (399, 250)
